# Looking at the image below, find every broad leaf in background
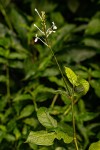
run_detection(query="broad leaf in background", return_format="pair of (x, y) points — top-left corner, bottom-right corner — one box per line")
(67, 0), (79, 13)
(37, 107), (57, 129)
(85, 17), (100, 35)
(18, 105), (34, 119)
(8, 8), (28, 39)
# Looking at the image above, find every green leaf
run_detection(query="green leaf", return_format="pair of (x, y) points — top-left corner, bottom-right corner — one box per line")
(91, 70), (100, 78)
(78, 78), (89, 94)
(0, 75), (7, 82)
(90, 80), (100, 97)
(77, 112), (99, 122)
(49, 76), (64, 87)
(83, 38), (100, 49)
(0, 57), (7, 64)
(56, 130), (73, 144)
(5, 134), (15, 142)
(23, 118), (38, 128)
(55, 147), (66, 150)
(13, 94), (32, 102)
(0, 37), (11, 48)
(85, 18), (100, 35)
(26, 131), (56, 146)
(74, 84), (84, 94)
(9, 61), (24, 69)
(18, 105), (34, 119)
(64, 67), (78, 86)
(9, 8), (27, 39)
(9, 52), (27, 60)
(67, 0), (79, 13)
(37, 107), (57, 129)
(13, 128), (21, 140)
(89, 140), (100, 150)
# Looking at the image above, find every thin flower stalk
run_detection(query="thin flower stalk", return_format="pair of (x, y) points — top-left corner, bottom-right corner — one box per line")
(34, 8), (79, 150)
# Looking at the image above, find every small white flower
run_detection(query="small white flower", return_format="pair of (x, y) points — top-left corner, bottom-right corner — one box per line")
(35, 8), (42, 20)
(34, 34), (38, 42)
(52, 22), (57, 30)
(34, 24), (44, 35)
(34, 9), (57, 46)
(34, 34), (48, 47)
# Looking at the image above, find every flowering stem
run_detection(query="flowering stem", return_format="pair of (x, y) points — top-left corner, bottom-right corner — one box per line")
(34, 9), (79, 149)
(35, 8), (42, 20)
(44, 24), (79, 150)
(41, 19), (70, 95)
(34, 24), (44, 34)
(49, 45), (70, 95)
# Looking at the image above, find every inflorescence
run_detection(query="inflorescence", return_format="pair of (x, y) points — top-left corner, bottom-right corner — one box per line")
(34, 8), (57, 47)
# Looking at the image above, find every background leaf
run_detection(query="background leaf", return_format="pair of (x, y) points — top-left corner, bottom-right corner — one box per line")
(37, 107), (57, 129)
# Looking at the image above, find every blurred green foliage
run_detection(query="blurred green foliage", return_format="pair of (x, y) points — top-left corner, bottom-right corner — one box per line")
(0, 0), (100, 150)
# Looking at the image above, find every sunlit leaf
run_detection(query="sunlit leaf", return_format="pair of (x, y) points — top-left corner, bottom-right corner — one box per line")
(56, 130), (73, 144)
(78, 78), (89, 94)
(64, 67), (78, 86)
(26, 131), (56, 146)
(89, 140), (100, 150)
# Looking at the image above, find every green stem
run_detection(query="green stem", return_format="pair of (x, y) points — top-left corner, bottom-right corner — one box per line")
(42, 20), (70, 95)
(29, 91), (38, 112)
(71, 96), (79, 150)
(42, 17), (78, 149)
(6, 64), (10, 101)
(64, 99), (78, 115)
(49, 45), (70, 95)
(50, 94), (58, 108)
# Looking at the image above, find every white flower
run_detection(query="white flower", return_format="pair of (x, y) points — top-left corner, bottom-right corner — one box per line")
(34, 9), (57, 46)
(34, 34), (48, 47)
(34, 34), (38, 42)
(34, 24), (44, 34)
(35, 8), (42, 20)
(52, 22), (57, 30)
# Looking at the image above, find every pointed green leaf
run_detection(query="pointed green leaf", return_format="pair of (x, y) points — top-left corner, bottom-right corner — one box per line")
(64, 67), (78, 86)
(18, 105), (34, 119)
(23, 118), (38, 128)
(37, 107), (57, 129)
(13, 94), (32, 102)
(67, 0), (79, 13)
(56, 130), (73, 144)
(89, 140), (100, 150)
(26, 131), (56, 146)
